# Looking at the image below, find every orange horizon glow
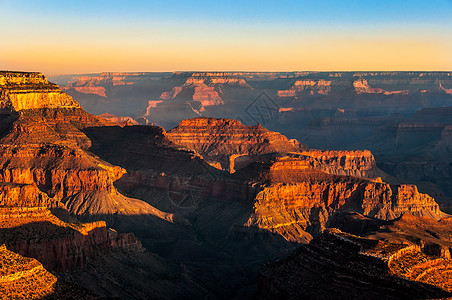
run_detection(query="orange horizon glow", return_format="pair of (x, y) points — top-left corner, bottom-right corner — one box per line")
(3, 33), (451, 75)
(1, 1), (452, 74)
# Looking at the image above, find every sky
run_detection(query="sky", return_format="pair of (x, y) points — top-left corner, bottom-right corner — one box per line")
(0, 0), (451, 74)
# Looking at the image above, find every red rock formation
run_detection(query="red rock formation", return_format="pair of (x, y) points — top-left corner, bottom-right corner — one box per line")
(63, 86), (107, 97)
(157, 73), (249, 108)
(299, 149), (378, 178)
(0, 71), (81, 111)
(167, 117), (302, 171)
(0, 206), (144, 272)
(0, 182), (59, 208)
(0, 244), (57, 299)
(0, 72), (178, 224)
(241, 157), (444, 243)
(440, 83), (452, 95)
(353, 78), (407, 95)
(354, 78), (386, 94)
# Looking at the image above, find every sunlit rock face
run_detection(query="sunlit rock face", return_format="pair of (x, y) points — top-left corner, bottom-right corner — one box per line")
(278, 79), (332, 96)
(158, 72), (250, 108)
(0, 244), (57, 299)
(0, 71), (175, 223)
(167, 117), (302, 171)
(98, 113), (139, 126)
(239, 155), (444, 243)
(0, 71), (81, 111)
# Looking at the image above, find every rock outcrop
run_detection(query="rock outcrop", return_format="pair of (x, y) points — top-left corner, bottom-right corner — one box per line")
(332, 212), (452, 259)
(353, 78), (386, 94)
(240, 156), (444, 243)
(158, 73), (250, 107)
(278, 79), (332, 96)
(0, 244), (57, 299)
(98, 113), (138, 126)
(257, 229), (452, 299)
(0, 71), (81, 111)
(0, 206), (144, 272)
(167, 117), (302, 171)
(0, 182), (59, 207)
(299, 149), (378, 178)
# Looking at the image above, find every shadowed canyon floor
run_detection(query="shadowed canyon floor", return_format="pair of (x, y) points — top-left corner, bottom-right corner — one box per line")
(1, 71), (452, 298)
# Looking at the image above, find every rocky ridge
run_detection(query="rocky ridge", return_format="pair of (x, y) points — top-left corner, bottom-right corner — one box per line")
(239, 156), (444, 243)
(167, 117), (302, 171)
(0, 244), (57, 299)
(257, 229), (452, 299)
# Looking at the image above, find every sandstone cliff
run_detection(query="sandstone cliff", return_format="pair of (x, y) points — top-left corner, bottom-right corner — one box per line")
(0, 244), (57, 299)
(0, 72), (178, 225)
(240, 156), (444, 243)
(167, 117), (302, 171)
(0, 71), (81, 111)
(0, 206), (144, 272)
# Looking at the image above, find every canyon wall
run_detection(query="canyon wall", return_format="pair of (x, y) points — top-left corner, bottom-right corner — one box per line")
(0, 206), (144, 272)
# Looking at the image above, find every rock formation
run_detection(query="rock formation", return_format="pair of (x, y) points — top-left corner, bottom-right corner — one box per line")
(278, 79), (332, 96)
(98, 113), (139, 126)
(238, 155), (444, 243)
(353, 78), (387, 94)
(0, 72), (178, 223)
(257, 229), (452, 299)
(158, 72), (250, 107)
(0, 71), (81, 111)
(2, 70), (452, 298)
(167, 117), (302, 171)
(0, 244), (57, 299)
(331, 212), (452, 259)
(0, 206), (144, 271)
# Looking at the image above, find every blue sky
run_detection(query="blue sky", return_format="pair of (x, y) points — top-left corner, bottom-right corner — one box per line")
(1, 0), (451, 73)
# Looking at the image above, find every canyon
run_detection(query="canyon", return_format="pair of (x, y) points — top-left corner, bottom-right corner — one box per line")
(1, 70), (452, 298)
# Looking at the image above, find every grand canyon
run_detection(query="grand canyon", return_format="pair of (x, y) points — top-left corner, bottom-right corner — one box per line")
(0, 69), (451, 299)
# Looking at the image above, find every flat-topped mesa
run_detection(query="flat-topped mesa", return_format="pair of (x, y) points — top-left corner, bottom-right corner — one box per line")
(300, 149), (378, 178)
(0, 71), (52, 86)
(353, 78), (386, 94)
(0, 71), (81, 111)
(167, 117), (302, 171)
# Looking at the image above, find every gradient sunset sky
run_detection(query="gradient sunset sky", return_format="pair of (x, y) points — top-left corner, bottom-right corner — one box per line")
(1, 0), (451, 74)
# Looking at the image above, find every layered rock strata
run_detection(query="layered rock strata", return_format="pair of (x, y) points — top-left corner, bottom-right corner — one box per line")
(0, 71), (80, 111)
(167, 117), (302, 171)
(0, 244), (57, 299)
(0, 206), (144, 272)
(257, 229), (452, 299)
(241, 156), (444, 243)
